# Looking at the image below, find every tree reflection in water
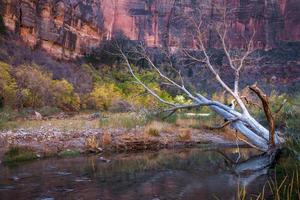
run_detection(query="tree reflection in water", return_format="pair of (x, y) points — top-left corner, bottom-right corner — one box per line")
(0, 147), (275, 200)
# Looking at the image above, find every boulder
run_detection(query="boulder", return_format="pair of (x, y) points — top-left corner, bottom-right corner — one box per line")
(33, 111), (42, 120)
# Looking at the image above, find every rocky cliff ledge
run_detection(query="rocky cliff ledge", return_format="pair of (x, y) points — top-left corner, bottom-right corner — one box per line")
(1, 0), (299, 59)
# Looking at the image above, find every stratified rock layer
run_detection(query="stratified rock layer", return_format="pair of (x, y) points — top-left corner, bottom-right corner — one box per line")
(1, 0), (299, 58)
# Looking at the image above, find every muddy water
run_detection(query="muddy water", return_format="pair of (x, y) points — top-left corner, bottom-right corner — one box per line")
(0, 148), (270, 200)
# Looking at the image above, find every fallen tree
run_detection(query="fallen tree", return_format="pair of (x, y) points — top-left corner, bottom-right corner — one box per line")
(113, 3), (284, 152)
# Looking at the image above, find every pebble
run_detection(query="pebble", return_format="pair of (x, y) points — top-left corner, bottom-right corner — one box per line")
(74, 177), (91, 182)
(99, 157), (111, 163)
(55, 171), (72, 176)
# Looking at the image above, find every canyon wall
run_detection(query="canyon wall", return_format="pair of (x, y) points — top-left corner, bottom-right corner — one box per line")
(1, 0), (300, 59)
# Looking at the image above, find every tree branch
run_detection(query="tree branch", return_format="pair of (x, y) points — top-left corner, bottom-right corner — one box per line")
(206, 118), (239, 130)
(274, 99), (287, 114)
(118, 47), (176, 107)
(249, 85), (275, 148)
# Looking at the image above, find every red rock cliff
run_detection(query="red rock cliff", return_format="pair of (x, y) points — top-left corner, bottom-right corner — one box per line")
(1, 0), (299, 58)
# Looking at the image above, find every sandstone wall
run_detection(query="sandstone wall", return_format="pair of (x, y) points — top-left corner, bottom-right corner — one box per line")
(1, 0), (299, 59)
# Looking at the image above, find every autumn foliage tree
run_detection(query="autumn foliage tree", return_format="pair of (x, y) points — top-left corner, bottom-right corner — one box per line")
(0, 63), (80, 111)
(0, 62), (17, 108)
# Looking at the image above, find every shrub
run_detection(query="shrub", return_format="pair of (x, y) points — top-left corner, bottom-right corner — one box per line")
(108, 100), (133, 113)
(101, 65), (174, 109)
(52, 79), (80, 111)
(0, 110), (10, 130)
(86, 135), (100, 151)
(14, 65), (53, 108)
(0, 62), (17, 108)
(122, 81), (173, 109)
(174, 95), (192, 105)
(147, 128), (160, 137)
(144, 121), (175, 137)
(13, 65), (80, 111)
(89, 83), (122, 110)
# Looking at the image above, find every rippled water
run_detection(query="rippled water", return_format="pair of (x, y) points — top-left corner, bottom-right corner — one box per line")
(0, 148), (271, 200)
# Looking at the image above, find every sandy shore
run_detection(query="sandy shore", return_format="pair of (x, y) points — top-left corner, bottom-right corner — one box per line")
(0, 126), (243, 159)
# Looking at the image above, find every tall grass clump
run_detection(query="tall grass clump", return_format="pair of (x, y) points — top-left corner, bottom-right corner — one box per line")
(237, 170), (299, 200)
(99, 111), (152, 129)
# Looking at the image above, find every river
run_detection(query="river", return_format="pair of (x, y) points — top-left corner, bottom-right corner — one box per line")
(0, 147), (291, 200)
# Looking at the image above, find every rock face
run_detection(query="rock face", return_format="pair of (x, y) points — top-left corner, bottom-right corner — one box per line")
(1, 0), (300, 59)
(1, 0), (105, 59)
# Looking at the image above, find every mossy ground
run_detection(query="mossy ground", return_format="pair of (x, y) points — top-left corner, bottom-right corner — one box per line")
(3, 146), (38, 164)
(58, 150), (81, 158)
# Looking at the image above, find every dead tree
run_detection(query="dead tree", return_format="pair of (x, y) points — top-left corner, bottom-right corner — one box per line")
(114, 3), (283, 152)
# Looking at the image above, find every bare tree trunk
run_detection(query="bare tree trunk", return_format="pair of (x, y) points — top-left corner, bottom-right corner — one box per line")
(114, 3), (284, 152)
(249, 85), (276, 148)
(195, 94), (270, 151)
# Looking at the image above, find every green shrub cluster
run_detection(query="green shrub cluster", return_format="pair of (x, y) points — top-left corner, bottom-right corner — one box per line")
(88, 83), (123, 110)
(248, 90), (300, 133)
(0, 62), (17, 108)
(82, 65), (176, 111)
(0, 62), (178, 113)
(0, 62), (80, 111)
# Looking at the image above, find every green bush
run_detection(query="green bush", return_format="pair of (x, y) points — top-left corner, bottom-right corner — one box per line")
(89, 83), (122, 110)
(52, 79), (80, 111)
(0, 111), (9, 130)
(117, 74), (173, 109)
(14, 65), (80, 111)
(15, 65), (54, 108)
(89, 64), (174, 109)
(0, 62), (17, 108)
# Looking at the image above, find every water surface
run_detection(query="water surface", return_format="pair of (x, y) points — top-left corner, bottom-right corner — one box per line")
(0, 148), (271, 200)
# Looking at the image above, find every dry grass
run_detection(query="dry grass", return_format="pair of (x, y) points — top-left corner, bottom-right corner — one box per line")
(99, 112), (149, 129)
(176, 117), (220, 129)
(238, 170), (300, 200)
(1, 111), (250, 146)
(178, 128), (192, 141)
(176, 116), (248, 142)
(102, 131), (112, 146)
(147, 128), (160, 137)
(85, 136), (100, 151)
(144, 121), (176, 137)
(3, 114), (99, 131)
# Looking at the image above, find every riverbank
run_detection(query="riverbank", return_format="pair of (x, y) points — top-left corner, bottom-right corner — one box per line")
(0, 112), (244, 163)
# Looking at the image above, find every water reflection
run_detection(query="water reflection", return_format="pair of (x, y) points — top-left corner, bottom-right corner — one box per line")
(0, 148), (269, 200)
